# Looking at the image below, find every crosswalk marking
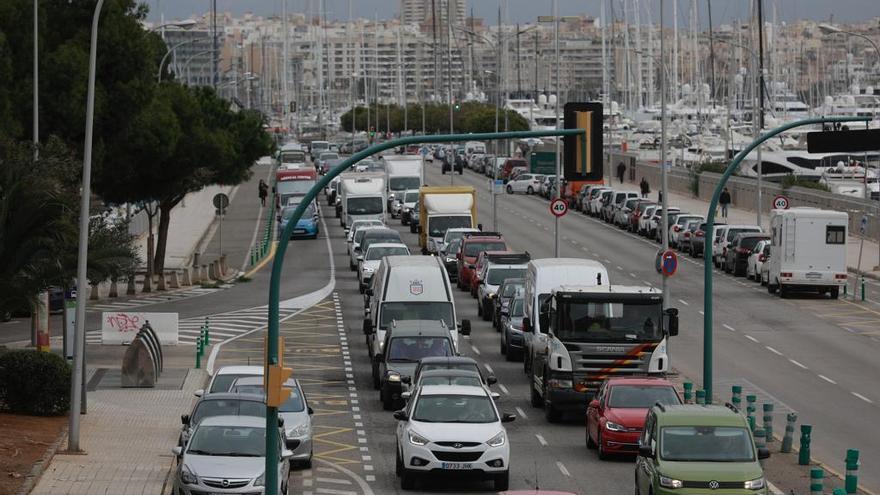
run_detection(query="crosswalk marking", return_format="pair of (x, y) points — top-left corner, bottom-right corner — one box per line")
(86, 286), (227, 312)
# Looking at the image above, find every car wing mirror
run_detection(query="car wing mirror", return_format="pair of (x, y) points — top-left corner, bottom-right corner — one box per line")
(393, 410), (409, 421)
(308, 406), (314, 415)
(401, 376), (412, 384)
(638, 445), (655, 458)
(401, 391), (412, 400)
(181, 414), (190, 426)
(172, 446), (183, 457)
(193, 389), (204, 398)
(501, 413), (516, 423)
(486, 375), (497, 386)
(362, 318), (374, 335)
(588, 400), (600, 410)
(281, 449), (294, 460)
(490, 392), (501, 400)
(758, 447), (771, 460)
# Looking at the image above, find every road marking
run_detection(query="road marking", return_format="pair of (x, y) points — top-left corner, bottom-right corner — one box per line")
(698, 310), (704, 315)
(789, 359), (808, 370)
(616, 265), (623, 271)
(678, 299), (689, 306)
(484, 363), (494, 374)
(765, 346), (783, 356)
(556, 461), (571, 477)
(818, 374), (837, 384)
(630, 272), (638, 278)
(515, 406), (528, 420)
(316, 478), (353, 485)
(723, 324), (736, 332)
(745, 335), (759, 343)
(498, 384), (509, 395)
(471, 346), (481, 355)
(852, 392), (873, 404)
(535, 434), (548, 446)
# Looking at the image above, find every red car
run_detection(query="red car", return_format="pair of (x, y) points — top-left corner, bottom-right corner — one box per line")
(456, 233), (507, 291)
(629, 200), (655, 233)
(586, 377), (681, 459)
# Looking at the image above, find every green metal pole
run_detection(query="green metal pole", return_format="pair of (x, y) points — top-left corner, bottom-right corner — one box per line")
(262, 128), (587, 495)
(702, 116), (867, 403)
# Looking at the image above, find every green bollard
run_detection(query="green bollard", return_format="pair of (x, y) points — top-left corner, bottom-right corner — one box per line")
(731, 385), (743, 410)
(845, 449), (859, 494)
(810, 468), (824, 495)
(204, 317), (210, 345)
(754, 428), (767, 466)
(746, 394), (757, 429)
(861, 276), (866, 302)
(695, 389), (706, 405)
(799, 424), (813, 466)
(781, 413), (798, 453)
(834, 489), (848, 495)
(195, 336), (202, 369)
(763, 403), (775, 442)
(683, 382), (694, 404)
(748, 415), (756, 432)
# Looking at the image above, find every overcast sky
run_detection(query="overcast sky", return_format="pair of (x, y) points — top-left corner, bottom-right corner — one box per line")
(147, 1), (880, 26)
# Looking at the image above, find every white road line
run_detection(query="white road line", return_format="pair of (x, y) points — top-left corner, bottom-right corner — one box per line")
(678, 299), (689, 306)
(745, 335), (759, 343)
(515, 406), (528, 420)
(556, 461), (571, 477)
(789, 359), (808, 370)
(723, 324), (736, 332)
(471, 346), (481, 355)
(765, 346), (783, 356)
(630, 272), (638, 278)
(698, 310), (704, 315)
(535, 434), (548, 446)
(498, 384), (509, 395)
(484, 364), (494, 374)
(616, 265), (623, 271)
(852, 392), (873, 403)
(316, 478), (353, 485)
(818, 374), (837, 384)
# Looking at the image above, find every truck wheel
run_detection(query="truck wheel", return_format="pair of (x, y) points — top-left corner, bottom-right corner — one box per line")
(830, 286), (840, 299)
(779, 284), (789, 298)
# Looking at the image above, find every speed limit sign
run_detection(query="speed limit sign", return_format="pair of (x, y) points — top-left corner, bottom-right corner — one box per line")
(772, 195), (790, 210)
(549, 198), (569, 217)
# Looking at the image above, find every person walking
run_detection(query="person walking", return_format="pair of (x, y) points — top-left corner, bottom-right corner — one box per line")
(639, 177), (650, 198)
(616, 161), (626, 184)
(719, 187), (731, 218)
(258, 179), (269, 207)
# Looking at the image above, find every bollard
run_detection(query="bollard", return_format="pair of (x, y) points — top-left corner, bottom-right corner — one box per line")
(746, 395), (757, 430)
(695, 389), (706, 405)
(845, 449), (859, 494)
(763, 403), (775, 442)
(799, 424), (813, 466)
(731, 385), (743, 410)
(683, 382), (693, 404)
(861, 276), (866, 302)
(844, 283), (848, 297)
(204, 317), (211, 345)
(195, 336), (202, 369)
(810, 468), (824, 495)
(834, 489), (848, 495)
(754, 428), (767, 466)
(748, 415), (756, 432)
(781, 413), (798, 453)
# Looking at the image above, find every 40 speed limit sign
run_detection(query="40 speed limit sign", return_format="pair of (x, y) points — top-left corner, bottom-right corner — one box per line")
(549, 198), (569, 217)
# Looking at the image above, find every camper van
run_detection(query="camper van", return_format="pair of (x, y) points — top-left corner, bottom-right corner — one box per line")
(767, 207), (848, 298)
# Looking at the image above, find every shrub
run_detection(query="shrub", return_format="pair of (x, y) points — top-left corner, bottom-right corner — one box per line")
(781, 175), (830, 192)
(0, 350), (71, 416)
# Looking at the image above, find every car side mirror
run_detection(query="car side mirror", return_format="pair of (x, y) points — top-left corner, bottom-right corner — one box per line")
(490, 392), (501, 400)
(401, 391), (412, 400)
(281, 449), (294, 460)
(588, 399), (600, 410)
(393, 410), (408, 421)
(758, 447), (771, 460)
(638, 445), (654, 458)
(522, 317), (531, 333)
(500, 310), (509, 317)
(665, 308), (679, 337)
(501, 413), (516, 423)
(401, 376), (412, 384)
(172, 446), (183, 457)
(365, 288), (374, 296)
(362, 318), (373, 335)
(181, 414), (190, 426)
(308, 407), (314, 415)
(460, 319), (471, 336)
(486, 375), (497, 386)
(357, 255), (363, 262)
(193, 389), (204, 398)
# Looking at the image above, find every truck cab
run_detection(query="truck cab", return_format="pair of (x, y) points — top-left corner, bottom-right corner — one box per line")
(524, 284), (678, 423)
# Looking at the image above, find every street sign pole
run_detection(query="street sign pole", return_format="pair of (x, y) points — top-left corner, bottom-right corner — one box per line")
(702, 115), (867, 404)
(264, 127), (588, 495)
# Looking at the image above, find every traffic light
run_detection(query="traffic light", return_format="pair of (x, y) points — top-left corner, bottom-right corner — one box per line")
(454, 103), (461, 112)
(266, 364), (294, 407)
(563, 102), (603, 182)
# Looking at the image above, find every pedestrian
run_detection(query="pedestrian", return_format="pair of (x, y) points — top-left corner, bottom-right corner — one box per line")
(719, 187), (732, 218)
(617, 161), (626, 184)
(658, 189), (663, 204)
(639, 177), (650, 198)
(258, 179), (268, 207)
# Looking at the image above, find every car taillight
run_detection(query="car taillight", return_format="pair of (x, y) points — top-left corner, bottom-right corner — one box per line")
(835, 273), (848, 280)
(673, 225), (681, 232)
(683, 232), (691, 238)
(758, 254), (766, 262)
(781, 272), (792, 278)
(696, 231), (704, 237)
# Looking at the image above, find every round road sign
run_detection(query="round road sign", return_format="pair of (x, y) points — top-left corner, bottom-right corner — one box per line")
(213, 193), (230, 209)
(550, 198), (569, 218)
(772, 195), (790, 210)
(661, 250), (678, 277)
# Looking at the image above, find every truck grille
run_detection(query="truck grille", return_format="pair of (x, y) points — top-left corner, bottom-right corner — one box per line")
(565, 342), (658, 391)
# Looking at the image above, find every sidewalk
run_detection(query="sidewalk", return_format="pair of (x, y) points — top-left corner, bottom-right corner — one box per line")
(30, 368), (204, 495)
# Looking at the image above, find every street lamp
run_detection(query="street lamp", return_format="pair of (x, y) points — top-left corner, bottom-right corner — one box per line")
(818, 23), (880, 60)
(158, 38), (199, 82)
(148, 19), (197, 32)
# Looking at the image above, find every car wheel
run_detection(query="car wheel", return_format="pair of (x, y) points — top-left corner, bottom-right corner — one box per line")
(530, 382), (542, 408)
(482, 301), (492, 321)
(372, 363), (381, 389)
(597, 429), (609, 460)
(395, 446), (403, 477)
(477, 301), (482, 317)
(494, 471), (510, 491)
(500, 333), (507, 355)
(506, 185), (513, 194)
(586, 424), (597, 449)
(358, 283), (365, 294)
(830, 286), (840, 299)
(301, 451), (313, 469)
(400, 470), (417, 490)
(768, 281), (778, 294)
(779, 284), (789, 298)
(349, 261), (356, 271)
(527, 186), (534, 195)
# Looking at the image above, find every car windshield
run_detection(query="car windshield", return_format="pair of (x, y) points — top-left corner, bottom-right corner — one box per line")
(464, 241), (506, 257)
(738, 237), (768, 250)
(420, 375), (483, 387)
(387, 337), (453, 362)
(277, 180), (315, 196)
(187, 425), (268, 457)
(379, 302), (454, 330)
(429, 216), (473, 237)
(279, 385), (305, 413)
(362, 234), (401, 252)
(282, 203), (316, 220)
(727, 228), (760, 241)
(209, 374), (257, 393)
(444, 230), (472, 244)
(191, 399), (266, 425)
(412, 394), (498, 423)
(608, 385), (680, 408)
(510, 298), (524, 317)
(229, 384), (264, 395)
(404, 191), (420, 202)
(446, 239), (461, 254)
(487, 268), (527, 285)
(390, 177), (421, 191)
(660, 426), (755, 462)
(501, 282), (523, 297)
(320, 153), (338, 160)
(347, 197), (384, 215)
(280, 151), (305, 163)
(555, 300), (664, 342)
(366, 246), (409, 260)
(354, 228), (377, 244)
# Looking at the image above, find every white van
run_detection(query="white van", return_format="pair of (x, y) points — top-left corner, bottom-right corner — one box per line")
(364, 256), (470, 364)
(340, 173), (386, 228)
(522, 258), (610, 376)
(767, 207), (848, 298)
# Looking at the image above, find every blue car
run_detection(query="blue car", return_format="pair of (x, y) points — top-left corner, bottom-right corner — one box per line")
(279, 202), (319, 239)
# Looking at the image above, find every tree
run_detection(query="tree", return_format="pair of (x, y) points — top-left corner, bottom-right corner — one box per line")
(339, 102), (531, 135)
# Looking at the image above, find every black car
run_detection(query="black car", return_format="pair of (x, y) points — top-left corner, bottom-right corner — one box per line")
(441, 238), (463, 282)
(403, 356), (496, 388)
(724, 233), (770, 276)
(493, 278), (524, 331)
(441, 155), (463, 175)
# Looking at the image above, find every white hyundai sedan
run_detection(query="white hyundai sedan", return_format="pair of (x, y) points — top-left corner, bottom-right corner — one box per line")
(394, 384), (515, 491)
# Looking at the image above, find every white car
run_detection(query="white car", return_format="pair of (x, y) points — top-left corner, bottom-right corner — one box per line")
(590, 189), (613, 216)
(505, 173), (543, 195)
(391, 189), (419, 219)
(712, 224), (762, 268)
(349, 225), (384, 270)
(638, 204), (658, 235)
(669, 214), (704, 247)
(346, 219), (384, 247)
(746, 239), (771, 282)
(397, 190), (421, 225)
(358, 243), (410, 293)
(648, 207), (681, 240)
(434, 227), (479, 258)
(194, 365), (263, 398)
(613, 198), (640, 227)
(394, 384), (515, 491)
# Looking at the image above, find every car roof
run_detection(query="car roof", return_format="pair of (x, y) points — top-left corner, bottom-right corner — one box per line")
(652, 404), (748, 427)
(734, 233), (769, 239)
(216, 365), (264, 376)
(419, 368), (482, 378)
(197, 415), (267, 428)
(605, 376), (676, 387)
(418, 356), (479, 366)
(366, 242), (408, 250)
(197, 392), (266, 402)
(387, 320), (452, 337)
(362, 228), (400, 237)
(418, 384), (488, 397)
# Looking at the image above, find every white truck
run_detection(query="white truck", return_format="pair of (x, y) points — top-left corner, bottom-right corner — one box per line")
(418, 186), (478, 255)
(340, 172), (386, 229)
(385, 156), (424, 210)
(767, 207), (849, 299)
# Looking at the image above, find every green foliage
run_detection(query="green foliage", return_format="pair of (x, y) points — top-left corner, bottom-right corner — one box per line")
(781, 175), (830, 192)
(696, 161), (730, 174)
(0, 350), (71, 416)
(340, 102), (529, 135)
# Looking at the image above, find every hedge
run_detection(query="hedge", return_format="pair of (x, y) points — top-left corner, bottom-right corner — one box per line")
(0, 350), (71, 416)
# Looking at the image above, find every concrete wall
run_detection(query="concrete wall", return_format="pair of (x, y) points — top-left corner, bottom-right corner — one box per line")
(608, 152), (880, 241)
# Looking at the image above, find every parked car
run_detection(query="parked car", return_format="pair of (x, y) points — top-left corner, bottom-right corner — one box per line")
(669, 214), (704, 248)
(540, 175), (558, 198)
(678, 218), (703, 255)
(590, 189), (614, 217)
(637, 204), (658, 235)
(724, 233), (771, 276)
(688, 222), (724, 258)
(506, 173), (544, 194)
(713, 225), (762, 269)
(614, 198), (640, 228)
(647, 207), (681, 240)
(585, 187), (610, 216)
(629, 200), (656, 233)
(178, 393), (265, 448)
(500, 158), (528, 181)
(603, 191), (639, 223)
(194, 365), (263, 397)
(746, 239), (772, 282)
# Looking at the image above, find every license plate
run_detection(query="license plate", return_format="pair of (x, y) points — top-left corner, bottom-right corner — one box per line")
(294, 229), (306, 234)
(441, 462), (472, 470)
(805, 272), (822, 280)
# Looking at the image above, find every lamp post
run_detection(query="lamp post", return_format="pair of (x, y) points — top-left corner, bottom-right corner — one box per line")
(158, 38), (199, 82)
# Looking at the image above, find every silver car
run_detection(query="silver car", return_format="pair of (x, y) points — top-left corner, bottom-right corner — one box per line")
(172, 415), (292, 495)
(178, 393), (265, 448)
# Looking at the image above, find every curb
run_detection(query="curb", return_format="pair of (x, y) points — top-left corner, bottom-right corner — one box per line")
(242, 241), (278, 279)
(16, 424), (68, 495)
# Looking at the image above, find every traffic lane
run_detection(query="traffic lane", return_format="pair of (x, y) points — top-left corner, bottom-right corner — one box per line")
(433, 165), (880, 488)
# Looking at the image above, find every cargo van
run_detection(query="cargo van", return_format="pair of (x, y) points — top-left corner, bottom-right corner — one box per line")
(767, 207), (848, 298)
(275, 168), (317, 208)
(385, 156), (424, 207)
(364, 256), (470, 362)
(340, 172), (386, 228)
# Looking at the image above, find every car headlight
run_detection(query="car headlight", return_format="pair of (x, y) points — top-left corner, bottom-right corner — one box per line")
(487, 431), (506, 447)
(445, 257), (456, 263)
(387, 371), (401, 382)
(659, 475), (683, 489)
(744, 477), (765, 490)
(404, 207), (411, 213)
(180, 464), (198, 485)
(408, 431), (429, 446)
(605, 421), (626, 432)
(254, 471), (265, 487)
(288, 422), (311, 438)
(363, 266), (375, 273)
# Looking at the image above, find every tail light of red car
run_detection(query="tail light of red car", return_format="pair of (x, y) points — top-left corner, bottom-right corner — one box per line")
(758, 254), (766, 262)
(696, 231), (704, 237)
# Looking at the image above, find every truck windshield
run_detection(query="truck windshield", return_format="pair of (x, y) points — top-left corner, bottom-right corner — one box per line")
(390, 177), (421, 191)
(278, 180), (315, 196)
(280, 151), (305, 163)
(428, 216), (473, 237)
(347, 197), (384, 215)
(379, 302), (454, 330)
(555, 300), (664, 342)
(487, 268), (527, 285)
(387, 337), (453, 362)
(404, 191), (420, 203)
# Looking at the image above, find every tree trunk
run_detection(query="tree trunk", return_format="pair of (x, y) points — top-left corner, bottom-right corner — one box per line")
(143, 208), (155, 293)
(109, 278), (118, 298)
(153, 200), (177, 280)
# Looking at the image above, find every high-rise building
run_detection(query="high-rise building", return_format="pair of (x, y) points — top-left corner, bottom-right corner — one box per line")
(400, 0), (465, 28)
